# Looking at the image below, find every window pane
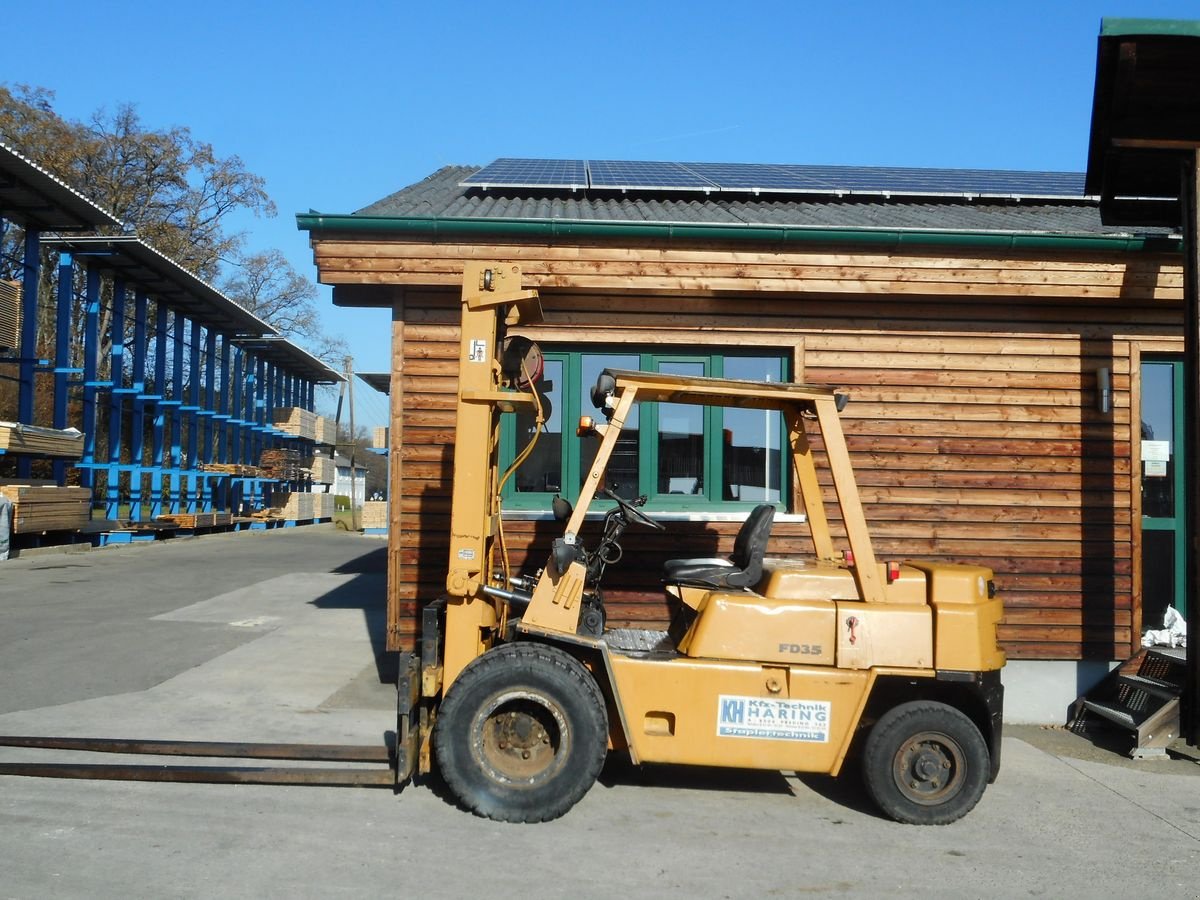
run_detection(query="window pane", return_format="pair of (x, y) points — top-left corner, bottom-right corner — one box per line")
(1142, 530), (1174, 634)
(515, 359), (563, 494)
(1141, 362), (1175, 519)
(657, 361), (705, 496)
(722, 357), (783, 502)
(580, 354), (640, 493)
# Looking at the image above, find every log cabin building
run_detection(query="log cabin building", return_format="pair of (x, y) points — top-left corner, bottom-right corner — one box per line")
(299, 158), (1185, 722)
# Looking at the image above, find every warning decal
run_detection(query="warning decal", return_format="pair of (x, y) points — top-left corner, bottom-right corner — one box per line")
(717, 695), (830, 743)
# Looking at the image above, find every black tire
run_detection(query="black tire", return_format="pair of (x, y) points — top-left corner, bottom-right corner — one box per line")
(433, 643), (608, 822)
(862, 700), (990, 825)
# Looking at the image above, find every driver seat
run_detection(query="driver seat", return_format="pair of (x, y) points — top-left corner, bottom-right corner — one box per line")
(662, 504), (776, 590)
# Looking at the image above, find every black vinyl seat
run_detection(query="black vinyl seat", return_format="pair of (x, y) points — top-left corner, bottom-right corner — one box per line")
(663, 504), (776, 590)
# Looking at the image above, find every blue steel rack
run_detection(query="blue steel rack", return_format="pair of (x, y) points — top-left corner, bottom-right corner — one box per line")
(1, 143), (342, 537)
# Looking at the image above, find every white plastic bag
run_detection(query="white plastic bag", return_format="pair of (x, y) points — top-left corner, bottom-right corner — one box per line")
(1142, 605), (1187, 649)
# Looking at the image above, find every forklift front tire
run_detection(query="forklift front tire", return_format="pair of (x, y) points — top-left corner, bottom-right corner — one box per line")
(433, 643), (608, 823)
(861, 700), (990, 825)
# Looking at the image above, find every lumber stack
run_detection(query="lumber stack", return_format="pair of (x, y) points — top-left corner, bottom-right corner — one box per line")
(0, 280), (19, 350)
(259, 448), (301, 480)
(154, 512), (232, 529)
(272, 407), (334, 445)
(0, 485), (91, 533)
(199, 462), (264, 477)
(303, 455), (335, 484)
(314, 416), (336, 446)
(361, 500), (388, 529)
(269, 491), (335, 520)
(0, 422), (85, 458)
(156, 512), (217, 529)
(272, 406), (318, 440)
(372, 426), (388, 450)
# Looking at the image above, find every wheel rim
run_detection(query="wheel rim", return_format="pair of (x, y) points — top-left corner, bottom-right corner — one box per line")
(891, 730), (966, 806)
(470, 690), (569, 787)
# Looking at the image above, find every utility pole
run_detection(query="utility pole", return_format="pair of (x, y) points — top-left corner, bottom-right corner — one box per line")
(345, 355), (358, 533)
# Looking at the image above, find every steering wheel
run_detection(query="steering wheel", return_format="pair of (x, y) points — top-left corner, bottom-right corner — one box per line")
(600, 487), (665, 531)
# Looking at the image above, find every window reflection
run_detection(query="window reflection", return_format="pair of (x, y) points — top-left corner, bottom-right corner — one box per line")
(722, 357), (783, 502)
(515, 359), (562, 494)
(580, 354), (639, 493)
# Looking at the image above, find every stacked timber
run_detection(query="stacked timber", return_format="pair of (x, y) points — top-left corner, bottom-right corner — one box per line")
(259, 448), (300, 480)
(303, 455), (335, 484)
(269, 491), (334, 521)
(272, 407), (319, 440)
(371, 427), (388, 450)
(314, 416), (336, 446)
(0, 280), (19, 350)
(0, 485), (91, 533)
(156, 512), (217, 529)
(0, 422), (85, 458)
(153, 511), (233, 529)
(199, 462), (264, 477)
(361, 500), (388, 530)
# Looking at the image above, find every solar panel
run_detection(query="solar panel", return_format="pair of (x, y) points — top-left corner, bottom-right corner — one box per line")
(685, 163), (839, 192)
(790, 166), (1086, 198)
(461, 158), (588, 190)
(588, 160), (717, 192)
(459, 158), (1086, 198)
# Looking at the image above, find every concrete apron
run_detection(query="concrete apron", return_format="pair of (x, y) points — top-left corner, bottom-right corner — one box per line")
(0, 573), (391, 766)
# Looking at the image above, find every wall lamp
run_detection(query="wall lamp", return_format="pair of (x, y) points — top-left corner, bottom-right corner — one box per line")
(1096, 367), (1112, 415)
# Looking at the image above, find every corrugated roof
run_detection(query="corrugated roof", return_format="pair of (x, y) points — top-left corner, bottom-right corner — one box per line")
(0, 142), (124, 231)
(353, 165), (1172, 238)
(43, 235), (342, 384)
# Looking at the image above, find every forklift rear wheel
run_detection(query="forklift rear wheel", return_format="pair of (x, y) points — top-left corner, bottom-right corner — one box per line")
(861, 700), (989, 825)
(434, 643), (608, 823)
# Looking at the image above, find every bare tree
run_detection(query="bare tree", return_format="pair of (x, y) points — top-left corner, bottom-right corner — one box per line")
(1, 84), (275, 279)
(220, 249), (349, 364)
(0, 83), (346, 371)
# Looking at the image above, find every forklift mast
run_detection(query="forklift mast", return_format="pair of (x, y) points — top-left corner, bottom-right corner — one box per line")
(441, 263), (542, 687)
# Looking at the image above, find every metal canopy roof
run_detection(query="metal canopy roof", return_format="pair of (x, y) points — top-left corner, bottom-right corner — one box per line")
(42, 235), (341, 384)
(1085, 18), (1200, 225)
(0, 142), (123, 232)
(358, 372), (390, 395)
(235, 335), (344, 385)
(44, 235), (276, 336)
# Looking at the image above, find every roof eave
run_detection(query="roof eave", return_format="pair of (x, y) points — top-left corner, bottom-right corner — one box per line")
(297, 212), (1181, 254)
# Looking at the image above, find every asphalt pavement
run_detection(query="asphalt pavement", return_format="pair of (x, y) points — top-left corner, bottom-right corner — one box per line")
(1, 528), (1197, 899)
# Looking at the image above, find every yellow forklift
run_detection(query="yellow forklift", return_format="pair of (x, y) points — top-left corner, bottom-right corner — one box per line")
(397, 262), (1005, 825)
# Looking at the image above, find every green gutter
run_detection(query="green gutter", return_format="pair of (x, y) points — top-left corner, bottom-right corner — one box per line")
(1101, 18), (1200, 39)
(296, 213), (1182, 255)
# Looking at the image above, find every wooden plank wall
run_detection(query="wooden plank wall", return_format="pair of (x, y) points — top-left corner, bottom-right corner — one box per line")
(383, 285), (1182, 661)
(316, 238), (1185, 660)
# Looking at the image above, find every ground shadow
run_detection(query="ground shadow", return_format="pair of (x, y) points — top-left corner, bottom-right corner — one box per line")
(310, 545), (395, 685)
(597, 752), (792, 796)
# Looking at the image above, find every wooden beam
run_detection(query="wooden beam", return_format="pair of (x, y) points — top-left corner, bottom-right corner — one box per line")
(1182, 149), (1200, 747)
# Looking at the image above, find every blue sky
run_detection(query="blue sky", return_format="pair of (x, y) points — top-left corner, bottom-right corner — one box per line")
(4, 0), (1200, 423)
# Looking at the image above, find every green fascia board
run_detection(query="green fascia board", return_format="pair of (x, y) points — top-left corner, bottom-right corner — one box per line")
(1100, 17), (1200, 38)
(297, 212), (1181, 255)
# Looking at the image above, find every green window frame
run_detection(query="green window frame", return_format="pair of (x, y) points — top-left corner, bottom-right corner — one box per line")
(500, 348), (789, 511)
